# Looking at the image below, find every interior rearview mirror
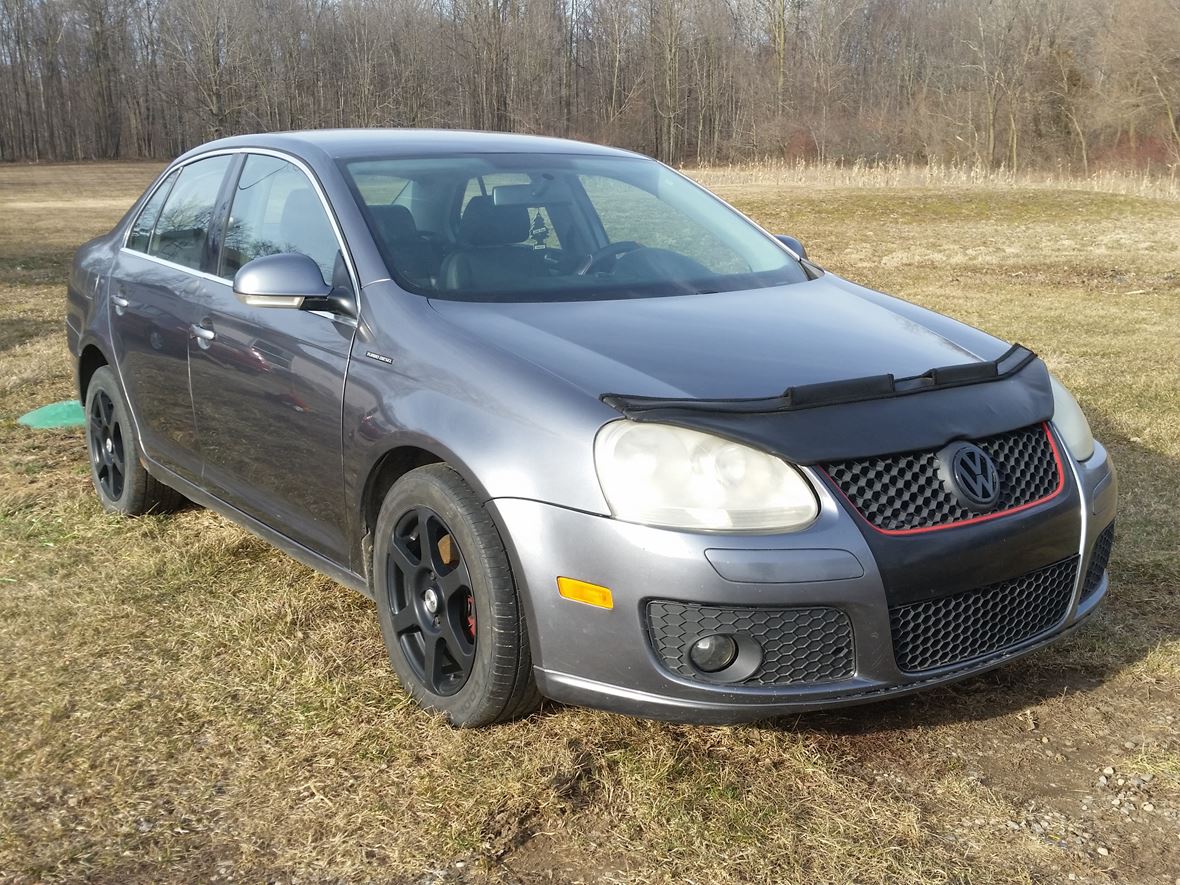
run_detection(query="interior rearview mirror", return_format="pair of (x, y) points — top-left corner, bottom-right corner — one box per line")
(493, 180), (574, 206)
(233, 253), (353, 317)
(774, 234), (807, 260)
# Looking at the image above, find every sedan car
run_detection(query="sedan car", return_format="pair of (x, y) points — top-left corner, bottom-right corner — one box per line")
(66, 129), (1117, 726)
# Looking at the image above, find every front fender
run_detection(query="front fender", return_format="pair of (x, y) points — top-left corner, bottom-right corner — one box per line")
(342, 282), (615, 563)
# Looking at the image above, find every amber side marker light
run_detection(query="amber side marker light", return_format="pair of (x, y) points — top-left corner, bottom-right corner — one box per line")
(557, 577), (614, 610)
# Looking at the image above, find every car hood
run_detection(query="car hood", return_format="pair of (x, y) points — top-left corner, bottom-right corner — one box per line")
(427, 276), (1005, 400)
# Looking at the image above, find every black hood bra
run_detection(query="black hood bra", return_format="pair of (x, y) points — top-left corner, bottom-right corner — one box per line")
(601, 345), (1055, 464)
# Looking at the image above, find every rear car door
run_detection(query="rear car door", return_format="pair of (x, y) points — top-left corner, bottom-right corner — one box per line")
(188, 153), (356, 563)
(108, 155), (235, 482)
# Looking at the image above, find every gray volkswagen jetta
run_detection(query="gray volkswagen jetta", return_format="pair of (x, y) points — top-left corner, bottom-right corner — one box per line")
(66, 129), (1117, 726)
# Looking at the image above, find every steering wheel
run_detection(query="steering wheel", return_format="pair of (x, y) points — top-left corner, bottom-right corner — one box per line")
(576, 240), (643, 275)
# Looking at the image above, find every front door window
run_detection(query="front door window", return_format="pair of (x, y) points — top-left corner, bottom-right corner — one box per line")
(219, 155), (339, 284)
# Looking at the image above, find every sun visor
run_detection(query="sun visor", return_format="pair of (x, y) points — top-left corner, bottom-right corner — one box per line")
(601, 345), (1055, 464)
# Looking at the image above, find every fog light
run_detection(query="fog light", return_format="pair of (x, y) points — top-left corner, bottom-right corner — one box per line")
(689, 634), (738, 673)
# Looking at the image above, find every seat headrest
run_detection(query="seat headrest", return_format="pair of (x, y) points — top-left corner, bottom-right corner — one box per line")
(274, 189), (332, 261)
(458, 196), (530, 246)
(371, 204), (418, 242)
(279, 189), (325, 240)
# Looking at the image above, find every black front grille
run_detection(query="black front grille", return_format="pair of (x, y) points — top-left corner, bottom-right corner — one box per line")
(1082, 521), (1116, 600)
(822, 424), (1060, 531)
(890, 557), (1078, 672)
(646, 601), (854, 686)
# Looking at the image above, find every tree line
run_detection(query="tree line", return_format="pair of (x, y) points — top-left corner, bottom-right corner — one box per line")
(2, 0), (1178, 170)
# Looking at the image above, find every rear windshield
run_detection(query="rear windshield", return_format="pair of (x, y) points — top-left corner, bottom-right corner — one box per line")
(340, 153), (807, 302)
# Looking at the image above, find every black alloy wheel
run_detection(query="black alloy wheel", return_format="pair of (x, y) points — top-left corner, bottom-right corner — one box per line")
(386, 507), (478, 696)
(83, 365), (184, 516)
(371, 463), (540, 727)
(88, 388), (126, 501)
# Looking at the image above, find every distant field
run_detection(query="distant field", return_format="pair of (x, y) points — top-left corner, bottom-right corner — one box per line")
(1, 161), (1178, 884)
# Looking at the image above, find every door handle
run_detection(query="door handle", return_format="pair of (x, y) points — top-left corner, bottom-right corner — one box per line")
(111, 293), (130, 315)
(189, 323), (216, 346)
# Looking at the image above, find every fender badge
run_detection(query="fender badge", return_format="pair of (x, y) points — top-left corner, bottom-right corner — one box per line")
(364, 351), (394, 365)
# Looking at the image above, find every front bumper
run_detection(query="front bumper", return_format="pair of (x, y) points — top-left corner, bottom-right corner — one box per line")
(489, 440), (1117, 723)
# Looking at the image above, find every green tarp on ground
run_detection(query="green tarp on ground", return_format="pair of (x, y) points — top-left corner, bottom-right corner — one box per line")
(18, 400), (86, 429)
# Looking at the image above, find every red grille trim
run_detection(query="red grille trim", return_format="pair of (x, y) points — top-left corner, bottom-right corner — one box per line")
(820, 422), (1066, 536)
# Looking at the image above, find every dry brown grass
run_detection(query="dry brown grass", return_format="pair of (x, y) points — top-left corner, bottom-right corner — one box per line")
(1, 161), (1179, 884)
(690, 157), (1180, 201)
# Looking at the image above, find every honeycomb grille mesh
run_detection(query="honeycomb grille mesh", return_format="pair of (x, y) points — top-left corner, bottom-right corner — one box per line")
(890, 557), (1079, 673)
(822, 424), (1060, 531)
(646, 601), (854, 686)
(1082, 521), (1116, 600)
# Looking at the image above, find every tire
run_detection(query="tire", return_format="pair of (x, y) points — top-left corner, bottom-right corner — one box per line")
(372, 464), (540, 727)
(84, 366), (183, 516)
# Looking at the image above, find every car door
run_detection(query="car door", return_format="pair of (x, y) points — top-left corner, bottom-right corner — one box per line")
(188, 152), (356, 563)
(108, 155), (235, 483)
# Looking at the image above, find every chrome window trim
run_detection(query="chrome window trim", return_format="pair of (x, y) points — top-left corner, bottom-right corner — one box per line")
(115, 246), (358, 328)
(1054, 419), (1090, 618)
(119, 152), (233, 258)
(117, 246), (235, 288)
(119, 146), (361, 308)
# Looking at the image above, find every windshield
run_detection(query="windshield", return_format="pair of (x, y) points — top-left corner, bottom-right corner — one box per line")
(341, 153), (808, 302)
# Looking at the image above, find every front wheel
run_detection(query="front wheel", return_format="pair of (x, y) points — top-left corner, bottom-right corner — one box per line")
(84, 366), (183, 516)
(372, 464), (540, 727)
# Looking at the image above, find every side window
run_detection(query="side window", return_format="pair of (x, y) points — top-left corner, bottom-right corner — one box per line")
(579, 173), (747, 274)
(126, 169), (179, 253)
(148, 155), (232, 271)
(220, 155), (339, 285)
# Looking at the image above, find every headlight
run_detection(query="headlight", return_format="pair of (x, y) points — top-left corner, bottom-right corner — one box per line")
(1049, 373), (1095, 461)
(593, 421), (819, 531)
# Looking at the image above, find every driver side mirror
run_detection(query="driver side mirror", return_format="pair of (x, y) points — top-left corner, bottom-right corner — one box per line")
(774, 235), (808, 260)
(233, 253), (355, 317)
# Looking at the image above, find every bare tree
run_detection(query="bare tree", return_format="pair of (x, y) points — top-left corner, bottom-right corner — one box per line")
(1, 0), (1178, 170)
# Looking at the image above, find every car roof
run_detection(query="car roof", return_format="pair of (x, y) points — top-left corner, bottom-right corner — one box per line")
(181, 129), (646, 163)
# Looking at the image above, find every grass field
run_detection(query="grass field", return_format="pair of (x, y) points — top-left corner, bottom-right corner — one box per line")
(1, 161), (1179, 884)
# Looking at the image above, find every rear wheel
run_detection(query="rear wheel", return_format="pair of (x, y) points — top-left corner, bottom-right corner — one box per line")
(373, 464), (540, 727)
(84, 366), (182, 515)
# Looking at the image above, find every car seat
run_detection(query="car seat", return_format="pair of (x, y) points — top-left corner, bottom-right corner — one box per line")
(438, 196), (547, 291)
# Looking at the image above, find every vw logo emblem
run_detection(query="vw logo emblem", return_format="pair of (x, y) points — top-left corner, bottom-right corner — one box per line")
(947, 443), (1001, 510)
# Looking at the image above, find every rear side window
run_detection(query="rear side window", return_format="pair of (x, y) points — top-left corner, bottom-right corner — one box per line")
(126, 169), (179, 253)
(148, 155), (233, 271)
(220, 154), (339, 285)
